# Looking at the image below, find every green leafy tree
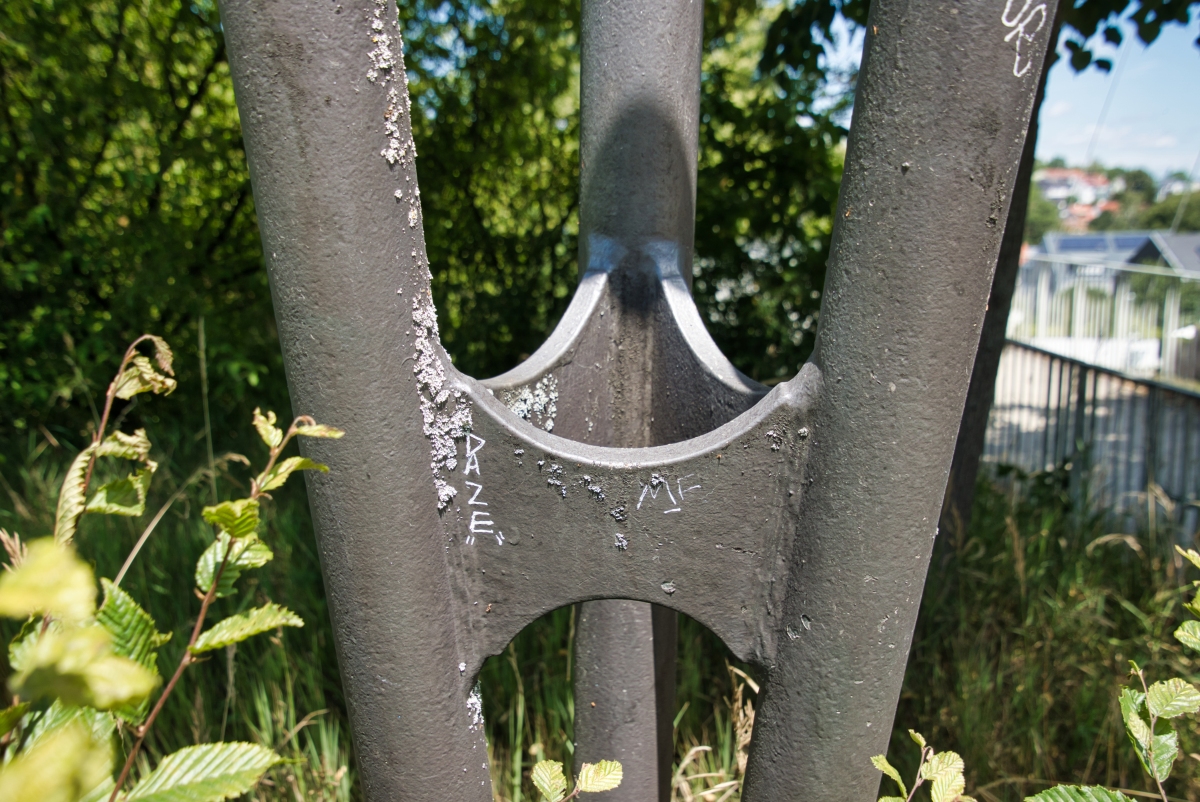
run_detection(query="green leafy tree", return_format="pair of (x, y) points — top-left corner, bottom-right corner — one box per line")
(1025, 183), (1062, 243)
(1139, 193), (1200, 232)
(0, 0), (280, 448)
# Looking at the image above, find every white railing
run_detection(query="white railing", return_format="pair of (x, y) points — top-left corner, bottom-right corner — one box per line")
(1007, 255), (1198, 380)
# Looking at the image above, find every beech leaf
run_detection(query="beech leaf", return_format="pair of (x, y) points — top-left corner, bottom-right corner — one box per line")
(0, 538), (96, 622)
(576, 760), (623, 793)
(123, 742), (282, 802)
(191, 603), (303, 654)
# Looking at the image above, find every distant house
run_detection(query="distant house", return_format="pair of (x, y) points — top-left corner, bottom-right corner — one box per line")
(1010, 231), (1200, 378)
(1032, 168), (1115, 232)
(1034, 167), (1112, 206)
(1128, 232), (1200, 278)
(1155, 178), (1200, 203)
(1027, 231), (1153, 296)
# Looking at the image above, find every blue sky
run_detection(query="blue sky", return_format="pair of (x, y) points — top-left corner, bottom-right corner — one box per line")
(1036, 16), (1200, 178)
(821, 13), (1199, 180)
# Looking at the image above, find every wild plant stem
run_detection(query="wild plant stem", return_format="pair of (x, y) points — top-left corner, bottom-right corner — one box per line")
(85, 336), (152, 492)
(108, 543), (235, 801)
(107, 415), (299, 798)
(904, 748), (932, 802)
(199, 317), (217, 505)
(1134, 669), (1170, 802)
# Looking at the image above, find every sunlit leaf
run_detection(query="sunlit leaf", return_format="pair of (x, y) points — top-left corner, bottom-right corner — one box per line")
(0, 721), (113, 802)
(1145, 720), (1179, 782)
(1175, 620), (1200, 653)
(1119, 688), (1149, 749)
(0, 538), (96, 622)
(95, 428), (152, 462)
(10, 623), (159, 710)
(1120, 687), (1179, 782)
(96, 580), (170, 724)
(86, 467), (154, 517)
(202, 498), (261, 539)
(919, 750), (963, 782)
(930, 768), (966, 802)
(870, 755), (907, 798)
(124, 741), (283, 802)
(294, 423), (345, 439)
(252, 407), (284, 449)
(144, 334), (174, 375)
(256, 456), (328, 493)
(113, 354), (177, 399)
(22, 698), (116, 751)
(908, 729), (927, 749)
(576, 760), (623, 793)
(191, 603), (303, 654)
(0, 701), (29, 738)
(1146, 677), (1200, 719)
(1176, 545), (1200, 571)
(1023, 787), (1135, 802)
(195, 533), (274, 598)
(920, 750), (966, 802)
(54, 444), (97, 544)
(531, 760), (568, 802)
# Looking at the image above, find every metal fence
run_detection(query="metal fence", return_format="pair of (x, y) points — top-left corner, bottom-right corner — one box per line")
(984, 340), (1200, 536)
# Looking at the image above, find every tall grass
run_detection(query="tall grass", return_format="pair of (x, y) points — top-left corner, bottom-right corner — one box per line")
(4, 413), (1198, 802)
(892, 464), (1200, 801)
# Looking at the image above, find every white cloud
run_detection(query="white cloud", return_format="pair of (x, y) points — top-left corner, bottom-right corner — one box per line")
(1045, 100), (1072, 118)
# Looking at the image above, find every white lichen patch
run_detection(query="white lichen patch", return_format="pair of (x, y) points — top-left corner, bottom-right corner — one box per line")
(366, 0), (397, 82)
(413, 292), (471, 510)
(545, 463), (566, 498)
(502, 375), (558, 432)
(382, 86), (409, 165)
(578, 475), (605, 501)
(467, 682), (484, 733)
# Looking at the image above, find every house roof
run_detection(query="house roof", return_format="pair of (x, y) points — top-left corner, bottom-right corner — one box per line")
(1042, 231), (1153, 262)
(1129, 232), (1200, 277)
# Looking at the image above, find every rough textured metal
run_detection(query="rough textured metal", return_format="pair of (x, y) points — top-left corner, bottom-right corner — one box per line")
(741, 1), (1053, 798)
(480, 2), (752, 798)
(220, 0), (1051, 799)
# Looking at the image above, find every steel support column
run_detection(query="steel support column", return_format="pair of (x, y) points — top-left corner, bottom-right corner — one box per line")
(220, 0), (1051, 799)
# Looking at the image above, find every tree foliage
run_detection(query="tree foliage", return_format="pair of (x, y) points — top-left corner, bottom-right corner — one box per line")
(0, 0), (276, 449)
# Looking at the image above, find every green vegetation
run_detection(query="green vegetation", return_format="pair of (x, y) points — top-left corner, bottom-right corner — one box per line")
(1025, 183), (1062, 244)
(4, 0), (1200, 800)
(0, 337), (347, 801)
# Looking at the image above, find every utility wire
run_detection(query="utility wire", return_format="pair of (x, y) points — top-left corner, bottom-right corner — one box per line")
(1083, 36), (1130, 169)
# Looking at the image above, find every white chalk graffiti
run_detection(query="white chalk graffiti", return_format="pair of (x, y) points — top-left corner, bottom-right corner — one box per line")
(460, 436), (504, 546)
(1001, 0), (1047, 78)
(463, 433), (485, 477)
(636, 473), (702, 514)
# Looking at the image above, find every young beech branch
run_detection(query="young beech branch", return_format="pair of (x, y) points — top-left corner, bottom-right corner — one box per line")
(107, 415), (313, 801)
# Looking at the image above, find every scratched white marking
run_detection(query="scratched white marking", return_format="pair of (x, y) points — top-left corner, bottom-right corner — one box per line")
(463, 434), (485, 477)
(470, 510), (494, 535)
(456, 435), (505, 546)
(637, 473), (702, 514)
(1001, 0), (1047, 78)
(465, 481), (487, 506)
